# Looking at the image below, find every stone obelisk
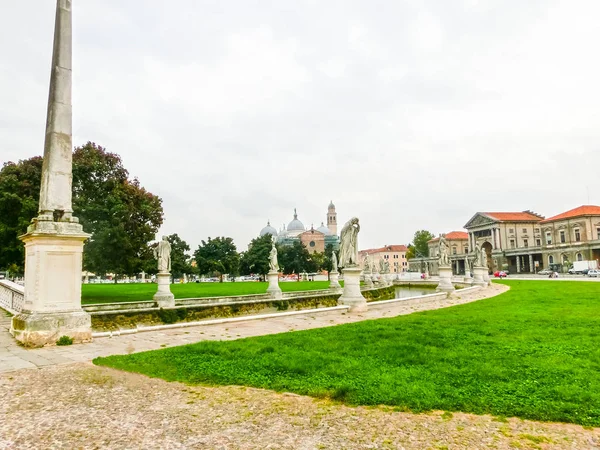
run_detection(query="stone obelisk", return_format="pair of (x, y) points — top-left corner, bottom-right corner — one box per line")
(10, 0), (92, 346)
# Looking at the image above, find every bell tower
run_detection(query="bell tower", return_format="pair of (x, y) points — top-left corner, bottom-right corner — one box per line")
(327, 200), (337, 235)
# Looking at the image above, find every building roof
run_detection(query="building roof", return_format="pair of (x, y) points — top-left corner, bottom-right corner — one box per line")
(359, 245), (408, 255)
(428, 231), (468, 243)
(482, 211), (544, 222)
(259, 221), (278, 237)
(540, 205), (600, 224)
(287, 208), (305, 232)
(316, 222), (331, 236)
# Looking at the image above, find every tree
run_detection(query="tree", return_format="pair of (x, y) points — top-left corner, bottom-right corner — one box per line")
(194, 237), (239, 282)
(0, 142), (164, 277)
(278, 241), (316, 276)
(0, 157), (43, 273)
(239, 234), (273, 277)
(164, 233), (193, 279)
(409, 230), (435, 258)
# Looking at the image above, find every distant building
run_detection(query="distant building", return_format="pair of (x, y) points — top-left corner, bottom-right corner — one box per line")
(409, 231), (469, 274)
(258, 201), (340, 254)
(408, 205), (600, 274)
(358, 245), (409, 273)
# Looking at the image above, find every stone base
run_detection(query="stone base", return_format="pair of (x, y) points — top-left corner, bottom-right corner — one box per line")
(10, 310), (92, 347)
(463, 274), (473, 283)
(329, 271), (342, 289)
(436, 265), (455, 292)
(338, 267), (368, 312)
(153, 272), (175, 307)
(266, 271), (282, 299)
(473, 266), (486, 286)
(482, 269), (491, 285)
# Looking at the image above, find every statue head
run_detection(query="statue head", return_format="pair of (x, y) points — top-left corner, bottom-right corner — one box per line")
(162, 236), (168, 241)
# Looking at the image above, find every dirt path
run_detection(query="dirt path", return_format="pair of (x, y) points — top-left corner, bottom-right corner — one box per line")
(1, 363), (597, 449)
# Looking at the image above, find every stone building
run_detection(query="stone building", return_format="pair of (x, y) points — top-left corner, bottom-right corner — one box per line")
(408, 231), (469, 275)
(258, 202), (340, 254)
(358, 245), (409, 273)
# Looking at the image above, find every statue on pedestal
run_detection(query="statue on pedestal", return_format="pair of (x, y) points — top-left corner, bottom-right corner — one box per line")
(331, 251), (338, 273)
(339, 217), (360, 268)
(269, 242), (279, 272)
(438, 234), (450, 266)
(363, 255), (371, 272)
(154, 236), (172, 273)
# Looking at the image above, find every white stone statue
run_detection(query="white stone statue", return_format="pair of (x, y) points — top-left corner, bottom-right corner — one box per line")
(438, 234), (450, 266)
(480, 246), (488, 268)
(383, 260), (390, 273)
(363, 255), (371, 272)
(154, 236), (172, 273)
(331, 251), (338, 273)
(339, 217), (360, 268)
(269, 242), (279, 272)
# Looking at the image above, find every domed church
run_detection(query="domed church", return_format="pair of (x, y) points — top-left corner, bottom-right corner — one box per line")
(259, 202), (340, 253)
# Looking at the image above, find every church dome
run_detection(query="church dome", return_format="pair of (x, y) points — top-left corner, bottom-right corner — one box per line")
(328, 200), (335, 209)
(316, 222), (331, 236)
(287, 209), (305, 232)
(260, 221), (278, 237)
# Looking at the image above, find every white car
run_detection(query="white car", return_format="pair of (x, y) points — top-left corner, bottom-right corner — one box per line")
(587, 270), (599, 277)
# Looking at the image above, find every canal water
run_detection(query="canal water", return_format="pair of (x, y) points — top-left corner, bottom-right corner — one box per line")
(394, 285), (437, 299)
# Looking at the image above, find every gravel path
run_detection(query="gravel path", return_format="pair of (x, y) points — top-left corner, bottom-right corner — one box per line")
(1, 363), (598, 449)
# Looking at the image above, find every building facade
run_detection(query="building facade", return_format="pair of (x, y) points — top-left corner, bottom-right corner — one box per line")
(258, 202), (340, 254)
(358, 245), (409, 273)
(408, 205), (600, 275)
(408, 231), (469, 275)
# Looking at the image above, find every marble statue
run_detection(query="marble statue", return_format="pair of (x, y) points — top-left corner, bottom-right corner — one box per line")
(383, 260), (390, 273)
(480, 246), (488, 268)
(438, 234), (450, 266)
(269, 242), (279, 272)
(331, 251), (338, 273)
(339, 217), (360, 268)
(154, 236), (172, 273)
(363, 255), (371, 272)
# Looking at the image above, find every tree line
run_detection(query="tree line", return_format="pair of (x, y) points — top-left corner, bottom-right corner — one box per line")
(0, 142), (336, 281)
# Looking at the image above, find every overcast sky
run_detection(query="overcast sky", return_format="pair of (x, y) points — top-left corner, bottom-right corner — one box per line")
(2, 1), (600, 252)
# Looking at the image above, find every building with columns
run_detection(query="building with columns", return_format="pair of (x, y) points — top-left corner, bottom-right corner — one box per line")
(463, 211), (545, 274)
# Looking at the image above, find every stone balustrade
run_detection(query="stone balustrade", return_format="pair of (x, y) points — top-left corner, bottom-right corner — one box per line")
(0, 280), (25, 315)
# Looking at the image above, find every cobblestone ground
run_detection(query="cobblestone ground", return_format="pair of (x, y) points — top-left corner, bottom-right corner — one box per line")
(1, 363), (598, 449)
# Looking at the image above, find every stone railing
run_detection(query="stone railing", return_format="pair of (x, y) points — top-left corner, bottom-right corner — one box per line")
(0, 280), (25, 315)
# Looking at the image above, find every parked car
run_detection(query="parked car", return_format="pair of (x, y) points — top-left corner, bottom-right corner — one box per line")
(538, 268), (553, 275)
(493, 271), (507, 278)
(568, 268), (590, 275)
(587, 269), (599, 277)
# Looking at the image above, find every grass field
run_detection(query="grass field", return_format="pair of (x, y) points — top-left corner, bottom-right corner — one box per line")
(81, 281), (334, 304)
(94, 280), (600, 426)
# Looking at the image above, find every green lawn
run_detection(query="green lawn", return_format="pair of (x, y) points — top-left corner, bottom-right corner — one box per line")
(81, 281), (333, 304)
(94, 280), (600, 426)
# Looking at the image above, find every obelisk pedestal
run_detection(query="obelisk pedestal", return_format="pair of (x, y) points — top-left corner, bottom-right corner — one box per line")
(10, 0), (93, 347)
(266, 270), (282, 299)
(338, 267), (368, 312)
(329, 271), (341, 290)
(153, 273), (175, 307)
(436, 265), (455, 292)
(473, 266), (487, 287)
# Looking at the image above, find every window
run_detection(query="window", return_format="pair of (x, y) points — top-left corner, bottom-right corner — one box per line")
(509, 228), (514, 234)
(523, 239), (528, 247)
(560, 230), (566, 243)
(309, 241), (315, 247)
(536, 239), (541, 246)
(522, 228), (527, 234)
(597, 227), (600, 240)
(534, 228), (540, 233)
(575, 229), (581, 242)
(510, 239), (515, 248)
(465, 247), (469, 254)
(577, 253), (583, 261)
(562, 254), (569, 264)
(546, 232), (552, 245)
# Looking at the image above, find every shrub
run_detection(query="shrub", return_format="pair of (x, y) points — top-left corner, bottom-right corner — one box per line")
(157, 308), (179, 324)
(56, 335), (73, 346)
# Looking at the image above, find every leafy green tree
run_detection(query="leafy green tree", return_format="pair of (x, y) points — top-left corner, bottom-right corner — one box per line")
(409, 230), (435, 258)
(0, 142), (164, 278)
(278, 241), (316, 276)
(194, 237), (239, 282)
(163, 233), (193, 279)
(0, 157), (43, 272)
(239, 234), (273, 277)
